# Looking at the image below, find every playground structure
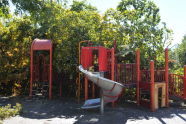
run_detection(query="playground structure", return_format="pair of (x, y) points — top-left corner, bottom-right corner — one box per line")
(29, 39), (53, 99)
(78, 41), (178, 112)
(28, 39), (186, 113)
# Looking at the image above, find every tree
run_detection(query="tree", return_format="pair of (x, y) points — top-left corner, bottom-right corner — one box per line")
(173, 35), (186, 67)
(0, 0), (10, 18)
(100, 0), (171, 65)
(70, 0), (97, 12)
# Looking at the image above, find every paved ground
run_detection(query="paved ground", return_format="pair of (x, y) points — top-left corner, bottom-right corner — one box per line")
(1, 96), (186, 124)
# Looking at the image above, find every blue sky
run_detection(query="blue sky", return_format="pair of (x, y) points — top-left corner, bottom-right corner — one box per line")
(88, 0), (186, 47)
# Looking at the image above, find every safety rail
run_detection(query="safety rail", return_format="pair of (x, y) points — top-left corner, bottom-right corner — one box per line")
(140, 70), (165, 83)
(169, 74), (185, 99)
(115, 63), (136, 86)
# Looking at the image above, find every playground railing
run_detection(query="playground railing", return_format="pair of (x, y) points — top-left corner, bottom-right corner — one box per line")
(115, 63), (136, 86)
(169, 74), (185, 99)
(140, 69), (165, 83)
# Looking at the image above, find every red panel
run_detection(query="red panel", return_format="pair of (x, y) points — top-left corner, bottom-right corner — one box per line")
(81, 47), (93, 69)
(98, 47), (108, 71)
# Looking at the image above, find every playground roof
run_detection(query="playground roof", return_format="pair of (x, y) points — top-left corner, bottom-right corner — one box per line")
(31, 39), (52, 50)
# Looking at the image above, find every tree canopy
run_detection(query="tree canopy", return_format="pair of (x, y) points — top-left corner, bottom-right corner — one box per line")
(0, 0), (172, 96)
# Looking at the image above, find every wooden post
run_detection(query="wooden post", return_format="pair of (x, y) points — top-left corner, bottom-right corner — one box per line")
(136, 49), (140, 105)
(78, 40), (89, 102)
(78, 42), (81, 102)
(60, 74), (62, 97)
(85, 77), (88, 100)
(150, 60), (155, 112)
(111, 48), (115, 81)
(184, 65), (186, 99)
(29, 44), (33, 97)
(49, 45), (53, 99)
(165, 48), (169, 107)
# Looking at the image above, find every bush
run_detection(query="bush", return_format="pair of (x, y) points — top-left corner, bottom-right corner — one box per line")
(0, 103), (22, 120)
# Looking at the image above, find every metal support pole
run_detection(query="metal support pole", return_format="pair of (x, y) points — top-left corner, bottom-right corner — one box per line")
(85, 77), (88, 100)
(111, 48), (115, 107)
(100, 72), (104, 114)
(100, 89), (104, 115)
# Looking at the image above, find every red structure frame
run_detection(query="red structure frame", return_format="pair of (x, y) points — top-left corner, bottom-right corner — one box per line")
(30, 39), (53, 99)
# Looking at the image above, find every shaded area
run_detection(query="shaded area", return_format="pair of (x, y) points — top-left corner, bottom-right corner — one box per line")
(1, 96), (186, 124)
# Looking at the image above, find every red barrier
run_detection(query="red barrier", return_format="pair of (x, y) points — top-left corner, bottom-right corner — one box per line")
(81, 47), (93, 69)
(99, 47), (108, 71)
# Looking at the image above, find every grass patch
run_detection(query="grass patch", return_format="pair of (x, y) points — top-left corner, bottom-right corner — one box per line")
(0, 103), (22, 120)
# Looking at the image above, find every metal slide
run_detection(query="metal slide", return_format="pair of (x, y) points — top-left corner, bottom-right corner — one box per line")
(79, 65), (124, 109)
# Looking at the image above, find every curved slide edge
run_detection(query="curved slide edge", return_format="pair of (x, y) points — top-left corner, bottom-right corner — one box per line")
(79, 65), (124, 109)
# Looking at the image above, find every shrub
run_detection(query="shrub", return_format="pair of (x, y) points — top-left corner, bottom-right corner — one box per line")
(0, 103), (22, 120)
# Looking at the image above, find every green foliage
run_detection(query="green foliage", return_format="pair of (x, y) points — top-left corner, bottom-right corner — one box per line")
(0, 16), (33, 95)
(70, 0), (97, 12)
(175, 36), (186, 66)
(170, 35), (186, 74)
(0, 103), (22, 120)
(0, 0), (10, 18)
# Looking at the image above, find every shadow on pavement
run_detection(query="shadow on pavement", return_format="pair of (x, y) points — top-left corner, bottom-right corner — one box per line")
(1, 96), (186, 124)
